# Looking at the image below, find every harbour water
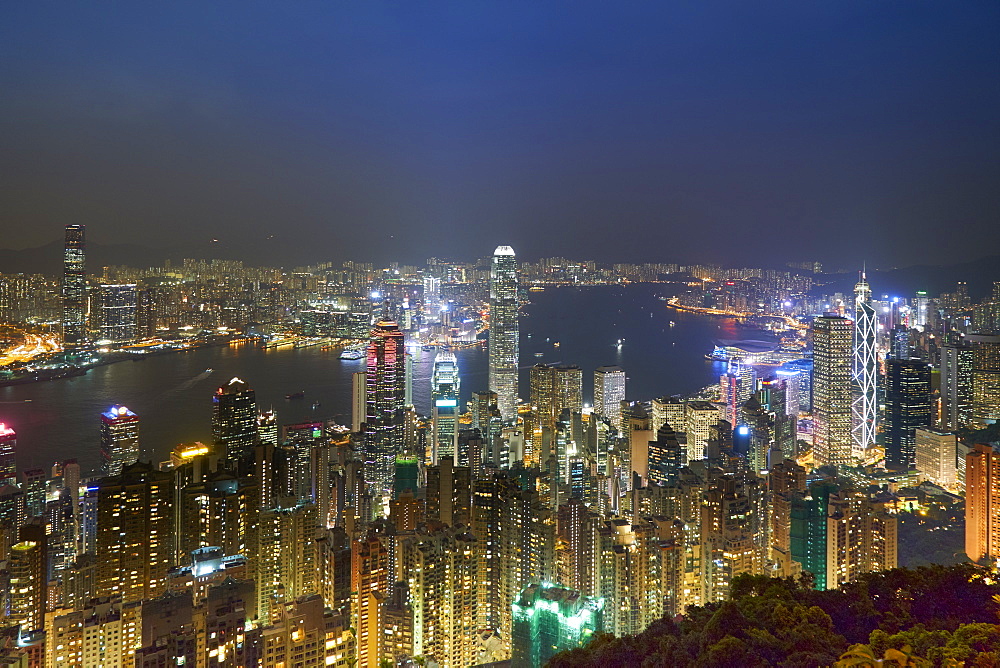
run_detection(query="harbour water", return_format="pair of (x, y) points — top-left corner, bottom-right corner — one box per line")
(1, 284), (740, 474)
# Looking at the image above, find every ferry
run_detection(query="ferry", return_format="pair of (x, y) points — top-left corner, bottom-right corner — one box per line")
(421, 345), (436, 351)
(286, 391), (305, 400)
(534, 352), (544, 358)
(339, 349), (364, 360)
(528, 285), (545, 292)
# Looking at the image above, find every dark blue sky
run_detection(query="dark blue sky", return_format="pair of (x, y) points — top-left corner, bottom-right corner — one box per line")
(2, 2), (998, 267)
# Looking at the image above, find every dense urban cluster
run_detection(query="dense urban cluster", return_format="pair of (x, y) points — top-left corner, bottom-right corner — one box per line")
(0, 226), (998, 667)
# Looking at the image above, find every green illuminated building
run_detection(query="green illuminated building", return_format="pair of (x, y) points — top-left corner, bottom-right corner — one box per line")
(511, 583), (603, 668)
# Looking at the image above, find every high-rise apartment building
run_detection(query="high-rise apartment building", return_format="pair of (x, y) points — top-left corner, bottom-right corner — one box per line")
(62, 224), (87, 350)
(812, 315), (854, 468)
(593, 366), (625, 430)
(100, 405), (140, 476)
(97, 283), (138, 345)
(364, 321), (406, 501)
(851, 273), (878, 456)
(884, 359), (932, 472)
(96, 462), (175, 603)
(212, 377), (259, 467)
(489, 246), (519, 422)
(966, 443), (1000, 562)
(431, 350), (460, 464)
(915, 428), (958, 490)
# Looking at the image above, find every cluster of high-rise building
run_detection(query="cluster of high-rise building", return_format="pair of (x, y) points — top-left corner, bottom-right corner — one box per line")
(3, 231), (1000, 665)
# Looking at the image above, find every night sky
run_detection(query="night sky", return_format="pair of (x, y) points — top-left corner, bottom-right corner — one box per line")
(2, 2), (998, 267)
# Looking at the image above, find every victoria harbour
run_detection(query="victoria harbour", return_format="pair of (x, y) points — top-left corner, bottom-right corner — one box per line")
(1, 284), (734, 473)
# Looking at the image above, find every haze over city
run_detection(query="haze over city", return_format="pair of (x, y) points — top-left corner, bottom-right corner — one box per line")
(3, 2), (999, 266)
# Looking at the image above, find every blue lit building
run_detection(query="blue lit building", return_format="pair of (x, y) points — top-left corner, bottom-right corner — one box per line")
(511, 583), (603, 668)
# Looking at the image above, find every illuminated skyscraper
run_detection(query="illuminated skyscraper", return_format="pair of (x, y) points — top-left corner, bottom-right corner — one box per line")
(884, 359), (932, 472)
(851, 273), (878, 457)
(489, 246), (519, 422)
(968, 334), (1000, 426)
(431, 350), (460, 464)
(62, 224), (87, 350)
(100, 405), (140, 476)
(97, 283), (138, 345)
(812, 314), (854, 468)
(0, 423), (15, 486)
(96, 461), (174, 604)
(967, 443), (1000, 562)
(593, 366), (625, 430)
(364, 321), (406, 501)
(212, 377), (259, 467)
(940, 341), (974, 431)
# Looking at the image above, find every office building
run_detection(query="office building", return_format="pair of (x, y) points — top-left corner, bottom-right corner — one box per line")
(432, 350), (460, 464)
(352, 371), (366, 433)
(940, 341), (974, 431)
(593, 366), (625, 430)
(100, 405), (140, 476)
(968, 334), (1000, 426)
(98, 283), (138, 345)
(0, 423), (15, 486)
(851, 272), (878, 457)
(915, 428), (958, 490)
(812, 314), (854, 468)
(364, 321), (406, 502)
(212, 377), (259, 468)
(884, 359), (932, 472)
(489, 246), (519, 422)
(62, 224), (87, 350)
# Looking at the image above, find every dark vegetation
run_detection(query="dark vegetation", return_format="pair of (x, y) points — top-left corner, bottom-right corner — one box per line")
(548, 564), (1000, 667)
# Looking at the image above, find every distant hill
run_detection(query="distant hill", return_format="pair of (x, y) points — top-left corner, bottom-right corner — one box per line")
(814, 255), (1000, 302)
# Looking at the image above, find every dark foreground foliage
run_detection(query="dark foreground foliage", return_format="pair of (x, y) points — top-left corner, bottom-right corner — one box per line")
(547, 564), (1000, 667)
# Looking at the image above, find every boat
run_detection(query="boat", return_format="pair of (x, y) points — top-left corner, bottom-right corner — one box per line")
(553, 342), (560, 348)
(205, 368), (213, 373)
(534, 352), (544, 358)
(339, 349), (364, 360)
(669, 321), (676, 327)
(528, 285), (545, 292)
(311, 401), (321, 409)
(286, 391), (305, 400)
(421, 345), (436, 351)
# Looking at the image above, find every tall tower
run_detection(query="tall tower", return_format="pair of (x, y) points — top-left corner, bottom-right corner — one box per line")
(364, 321), (406, 502)
(593, 366), (626, 430)
(100, 405), (139, 476)
(212, 378), (259, 467)
(884, 359), (932, 472)
(489, 246), (519, 422)
(851, 272), (878, 457)
(812, 314), (854, 468)
(0, 423), (15, 486)
(431, 350), (460, 464)
(62, 224), (87, 350)
(967, 443), (1000, 562)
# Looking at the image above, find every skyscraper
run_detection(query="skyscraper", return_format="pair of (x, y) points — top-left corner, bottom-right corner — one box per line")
(100, 405), (140, 476)
(0, 423), (15, 486)
(593, 366), (626, 430)
(966, 443), (1000, 562)
(364, 321), (406, 501)
(431, 350), (460, 464)
(851, 272), (878, 457)
(96, 462), (174, 604)
(212, 378), (259, 467)
(97, 283), (138, 345)
(62, 224), (87, 350)
(883, 359), (932, 472)
(812, 314), (854, 468)
(489, 246), (519, 422)
(510, 583), (603, 668)
(940, 341), (974, 431)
